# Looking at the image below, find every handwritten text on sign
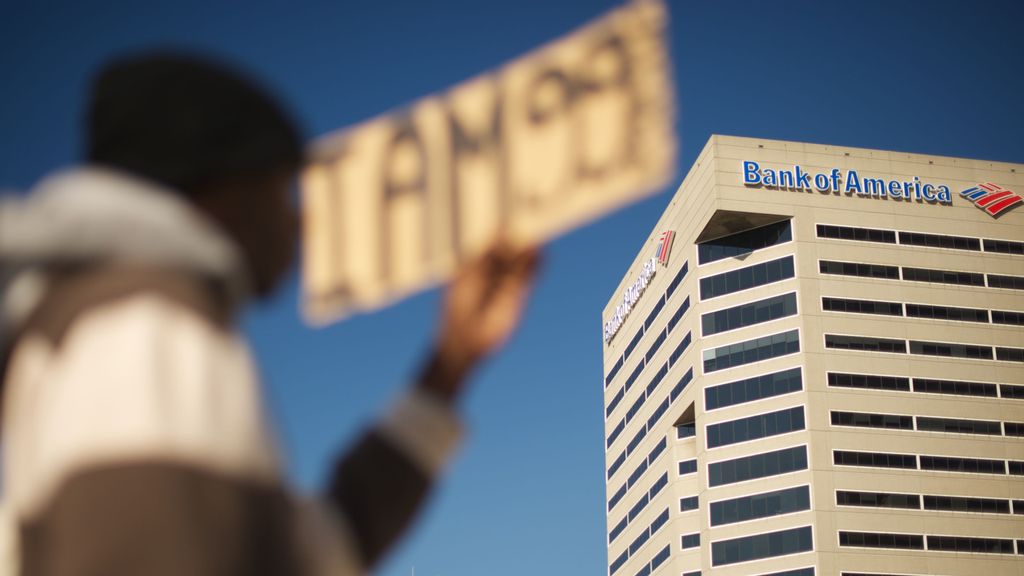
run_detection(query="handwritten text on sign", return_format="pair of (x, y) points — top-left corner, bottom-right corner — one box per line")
(302, 0), (675, 324)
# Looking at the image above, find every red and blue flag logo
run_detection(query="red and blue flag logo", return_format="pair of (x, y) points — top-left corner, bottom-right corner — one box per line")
(656, 230), (675, 266)
(960, 183), (1022, 217)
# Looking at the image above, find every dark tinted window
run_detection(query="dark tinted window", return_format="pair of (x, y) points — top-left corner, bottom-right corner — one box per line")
(700, 256), (795, 300)
(681, 533), (700, 549)
(650, 508), (669, 534)
(920, 455), (1005, 474)
(678, 459), (697, 475)
(710, 485), (810, 526)
(644, 296), (666, 330)
(666, 261), (689, 298)
(607, 450), (625, 479)
(667, 296), (690, 333)
(996, 347), (1024, 362)
(927, 535), (1015, 554)
(606, 418), (625, 448)
(605, 356), (623, 387)
(705, 367), (802, 410)
(670, 367), (693, 403)
(707, 406), (805, 449)
(628, 493), (648, 521)
(650, 545), (669, 571)
(679, 496), (698, 512)
(626, 394), (644, 424)
(648, 436), (667, 463)
(983, 238), (1024, 255)
(828, 372), (909, 391)
(819, 260), (899, 279)
(711, 526), (813, 566)
(629, 528), (649, 555)
(676, 422), (696, 439)
(992, 310), (1024, 325)
(625, 327), (644, 361)
(909, 340), (992, 359)
(645, 328), (667, 363)
(822, 297), (902, 316)
(906, 303), (988, 323)
(836, 491), (919, 509)
(764, 570), (815, 576)
(668, 332), (691, 367)
(902, 267), (985, 286)
(1011, 461), (1024, 475)
(817, 224), (895, 243)
(831, 411), (913, 430)
(898, 231), (980, 251)
(626, 428), (645, 456)
(624, 361), (644, 392)
(1004, 422), (1024, 437)
(702, 292), (798, 336)
(648, 472), (668, 500)
(1002, 384), (1024, 399)
(627, 460), (647, 489)
(606, 387), (624, 417)
(839, 532), (923, 550)
(703, 329), (800, 372)
(646, 362), (667, 396)
(913, 378), (997, 397)
(646, 396), (669, 430)
(988, 274), (1024, 290)
(610, 549), (628, 575)
(917, 416), (1001, 435)
(708, 445), (807, 487)
(825, 334), (906, 353)
(698, 220), (792, 264)
(923, 495), (1009, 514)
(833, 450), (916, 469)
(609, 515), (628, 542)
(608, 482), (626, 511)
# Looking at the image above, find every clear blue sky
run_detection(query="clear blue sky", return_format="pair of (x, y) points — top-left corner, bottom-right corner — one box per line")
(2, 1), (1022, 574)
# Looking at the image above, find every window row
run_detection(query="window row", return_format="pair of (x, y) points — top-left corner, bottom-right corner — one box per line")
(702, 292), (798, 336)
(830, 410), (1023, 437)
(822, 296), (1024, 326)
(703, 329), (800, 373)
(824, 334), (1024, 363)
(698, 219), (793, 265)
(816, 223), (1024, 255)
(707, 406), (805, 449)
(700, 255), (795, 300)
(819, 259), (1024, 290)
(837, 490), (1022, 515)
(604, 263), (690, 388)
(833, 450), (1024, 475)
(709, 445), (807, 487)
(711, 525), (813, 566)
(828, 372), (1024, 399)
(710, 485), (810, 526)
(839, 531), (1019, 555)
(705, 367), (802, 411)
(613, 543), (670, 576)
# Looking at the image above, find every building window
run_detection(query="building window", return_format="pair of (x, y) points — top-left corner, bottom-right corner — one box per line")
(996, 346), (1024, 362)
(913, 378), (998, 398)
(609, 516), (628, 542)
(919, 455), (1005, 474)
(987, 273), (1024, 290)
(822, 296), (902, 316)
(828, 372), (909, 391)
(923, 495), (1010, 514)
(819, 260), (899, 280)
(646, 363), (668, 396)
(610, 549), (628, 575)
(605, 356), (623, 387)
(764, 569), (815, 576)
(983, 238), (1024, 255)
(670, 367), (693, 403)
(650, 508), (669, 534)
(646, 396), (670, 430)
(1011, 461), (1024, 475)
(679, 496), (698, 512)
(607, 450), (626, 479)
(629, 529), (650, 555)
(916, 416), (1002, 436)
(833, 450), (916, 470)
(676, 422), (696, 439)
(838, 531), (923, 550)
(909, 340), (993, 360)
(709, 485), (810, 526)
(708, 445), (807, 487)
(649, 545), (670, 571)
(628, 493), (649, 521)
(703, 329), (800, 373)
(625, 327), (644, 361)
(702, 292), (798, 336)
(898, 231), (980, 251)
(680, 533), (701, 550)
(926, 535), (1015, 554)
(706, 406), (805, 449)
(644, 329), (667, 369)
(626, 428), (645, 456)
(606, 387), (624, 418)
(902, 267), (985, 286)
(830, 411), (913, 430)
(905, 303), (988, 323)
(648, 472), (668, 500)
(624, 361), (644, 392)
(705, 367), (802, 411)
(666, 261), (689, 298)
(1002, 384), (1024, 399)
(667, 296), (690, 332)
(825, 334), (906, 353)
(1003, 422), (1024, 437)
(608, 482), (627, 511)
(644, 296), (666, 330)
(711, 526), (813, 566)
(836, 491), (919, 509)
(698, 219), (792, 265)
(606, 418), (625, 448)
(668, 332), (692, 367)
(648, 437), (668, 463)
(626, 394), (644, 424)
(816, 223), (895, 243)
(678, 459), (697, 476)
(992, 310), (1024, 325)
(627, 459), (648, 489)
(699, 255), (795, 300)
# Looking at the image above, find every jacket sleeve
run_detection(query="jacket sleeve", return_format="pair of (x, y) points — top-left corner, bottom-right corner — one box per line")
(323, 388), (463, 569)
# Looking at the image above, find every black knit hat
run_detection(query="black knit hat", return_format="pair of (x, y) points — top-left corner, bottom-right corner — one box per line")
(86, 52), (303, 194)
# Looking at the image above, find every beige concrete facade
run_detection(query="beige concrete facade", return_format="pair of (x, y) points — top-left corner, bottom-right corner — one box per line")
(601, 135), (1024, 576)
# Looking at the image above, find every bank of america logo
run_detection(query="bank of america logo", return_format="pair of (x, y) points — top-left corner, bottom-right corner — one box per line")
(960, 183), (1022, 217)
(656, 230), (675, 266)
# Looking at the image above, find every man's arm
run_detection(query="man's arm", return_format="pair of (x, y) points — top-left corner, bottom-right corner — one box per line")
(321, 242), (540, 569)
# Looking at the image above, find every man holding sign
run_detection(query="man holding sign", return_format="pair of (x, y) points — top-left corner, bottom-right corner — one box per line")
(0, 1), (672, 573)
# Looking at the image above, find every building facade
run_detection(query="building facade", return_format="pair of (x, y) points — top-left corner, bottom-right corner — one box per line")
(600, 135), (1024, 576)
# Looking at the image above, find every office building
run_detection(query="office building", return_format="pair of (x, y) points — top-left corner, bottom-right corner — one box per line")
(601, 135), (1024, 576)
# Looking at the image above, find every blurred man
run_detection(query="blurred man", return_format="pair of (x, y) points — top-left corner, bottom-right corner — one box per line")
(0, 53), (538, 575)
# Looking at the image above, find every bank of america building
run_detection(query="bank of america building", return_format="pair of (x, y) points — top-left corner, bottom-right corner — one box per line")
(600, 135), (1023, 576)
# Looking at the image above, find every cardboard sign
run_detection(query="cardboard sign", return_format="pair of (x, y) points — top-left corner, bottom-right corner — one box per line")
(302, 0), (675, 324)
